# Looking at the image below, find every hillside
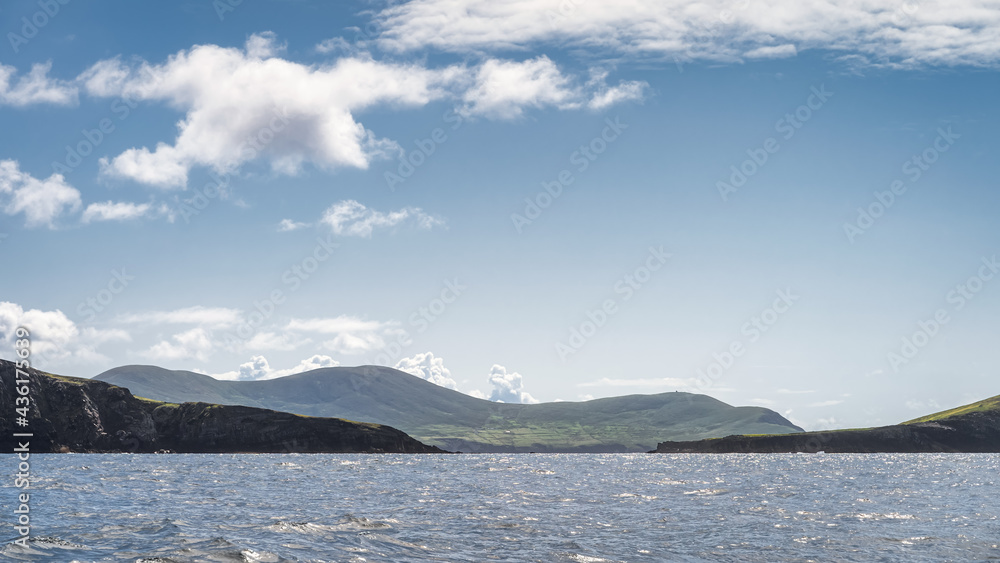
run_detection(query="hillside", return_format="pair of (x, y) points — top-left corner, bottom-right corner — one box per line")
(654, 394), (1000, 453)
(0, 360), (443, 454)
(96, 364), (803, 452)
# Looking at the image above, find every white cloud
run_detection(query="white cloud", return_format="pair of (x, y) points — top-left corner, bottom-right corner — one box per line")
(116, 306), (243, 329)
(277, 218), (310, 232)
(144, 327), (214, 362)
(0, 62), (77, 106)
(212, 353), (340, 381)
(744, 44), (798, 60)
(460, 56), (579, 119)
(81, 201), (156, 223)
(0, 160), (81, 228)
(776, 388), (816, 394)
(285, 315), (402, 355)
(487, 364), (538, 404)
(245, 30), (286, 59)
(588, 79), (647, 110)
(393, 351), (459, 390)
(314, 37), (364, 56)
(320, 199), (444, 237)
(375, 0), (1000, 68)
(85, 33), (461, 188)
(0, 301), (128, 366)
(243, 331), (303, 351)
(74, 33), (646, 189)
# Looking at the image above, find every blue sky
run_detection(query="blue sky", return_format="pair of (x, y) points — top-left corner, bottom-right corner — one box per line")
(1, 0), (998, 429)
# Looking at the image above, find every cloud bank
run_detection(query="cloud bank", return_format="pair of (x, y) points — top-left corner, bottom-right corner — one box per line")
(374, 0), (1000, 68)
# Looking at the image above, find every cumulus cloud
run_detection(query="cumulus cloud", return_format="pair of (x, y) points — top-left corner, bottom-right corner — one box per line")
(486, 364), (538, 404)
(374, 0), (1000, 68)
(320, 199), (443, 237)
(83, 33), (462, 188)
(393, 351), (459, 390)
(67, 32), (645, 189)
(212, 353), (340, 381)
(285, 315), (403, 355)
(460, 56), (580, 118)
(0, 160), (81, 228)
(0, 301), (129, 366)
(0, 62), (78, 106)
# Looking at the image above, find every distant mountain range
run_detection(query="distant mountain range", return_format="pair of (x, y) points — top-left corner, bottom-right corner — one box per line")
(654, 394), (1000, 453)
(95, 364), (803, 452)
(0, 360), (442, 454)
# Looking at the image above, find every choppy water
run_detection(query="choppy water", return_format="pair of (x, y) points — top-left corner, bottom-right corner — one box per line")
(1, 453), (998, 562)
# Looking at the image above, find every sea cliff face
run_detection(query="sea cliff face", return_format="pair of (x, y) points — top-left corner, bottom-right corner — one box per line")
(0, 361), (444, 453)
(653, 409), (1000, 453)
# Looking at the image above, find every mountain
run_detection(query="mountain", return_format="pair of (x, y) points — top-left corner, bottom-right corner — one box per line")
(0, 360), (443, 454)
(95, 364), (803, 452)
(653, 394), (1000, 453)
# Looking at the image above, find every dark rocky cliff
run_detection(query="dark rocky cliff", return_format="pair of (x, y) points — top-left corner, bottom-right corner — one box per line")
(0, 360), (445, 453)
(653, 408), (1000, 453)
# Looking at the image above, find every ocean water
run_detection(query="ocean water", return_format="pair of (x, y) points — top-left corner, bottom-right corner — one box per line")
(2, 453), (998, 562)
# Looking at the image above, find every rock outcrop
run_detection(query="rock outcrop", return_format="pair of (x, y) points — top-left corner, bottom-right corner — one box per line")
(0, 360), (445, 453)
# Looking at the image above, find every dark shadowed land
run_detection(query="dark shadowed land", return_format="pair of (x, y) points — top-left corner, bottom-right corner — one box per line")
(0, 360), (444, 453)
(96, 364), (802, 452)
(653, 395), (1000, 453)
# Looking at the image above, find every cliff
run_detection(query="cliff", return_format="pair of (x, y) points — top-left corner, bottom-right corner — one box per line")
(653, 396), (1000, 453)
(0, 360), (445, 453)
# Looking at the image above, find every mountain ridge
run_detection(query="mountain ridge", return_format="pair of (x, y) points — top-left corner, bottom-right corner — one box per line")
(95, 363), (803, 452)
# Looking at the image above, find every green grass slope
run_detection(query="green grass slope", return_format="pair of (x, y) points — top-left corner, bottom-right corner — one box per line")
(97, 365), (803, 452)
(902, 394), (1000, 424)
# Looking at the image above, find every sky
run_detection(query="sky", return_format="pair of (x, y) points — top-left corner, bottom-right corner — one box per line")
(1, 0), (998, 431)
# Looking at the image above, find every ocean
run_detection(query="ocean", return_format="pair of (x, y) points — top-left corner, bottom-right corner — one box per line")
(2, 453), (998, 562)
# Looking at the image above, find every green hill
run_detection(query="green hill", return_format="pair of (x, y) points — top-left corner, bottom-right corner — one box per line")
(903, 394), (1000, 424)
(96, 364), (802, 452)
(654, 393), (1000, 453)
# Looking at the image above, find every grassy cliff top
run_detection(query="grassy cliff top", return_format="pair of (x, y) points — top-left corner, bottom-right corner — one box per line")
(903, 395), (1000, 424)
